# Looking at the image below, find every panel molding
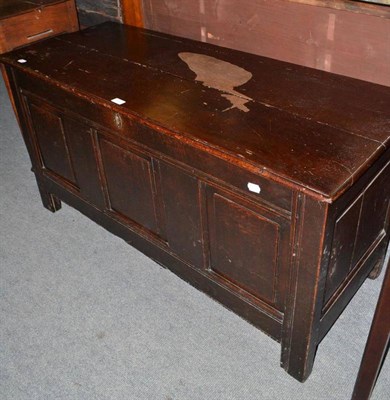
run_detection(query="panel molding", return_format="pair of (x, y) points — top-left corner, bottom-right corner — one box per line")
(205, 184), (290, 311)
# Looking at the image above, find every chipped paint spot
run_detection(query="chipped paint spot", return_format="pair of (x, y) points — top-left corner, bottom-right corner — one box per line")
(113, 112), (123, 129)
(178, 52), (253, 112)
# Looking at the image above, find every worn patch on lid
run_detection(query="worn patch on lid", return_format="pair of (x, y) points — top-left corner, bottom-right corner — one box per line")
(179, 52), (253, 112)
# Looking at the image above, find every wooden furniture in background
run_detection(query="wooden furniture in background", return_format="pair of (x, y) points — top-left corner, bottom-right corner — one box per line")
(121, 0), (143, 27)
(0, 22), (389, 382)
(351, 260), (390, 400)
(0, 0), (79, 54)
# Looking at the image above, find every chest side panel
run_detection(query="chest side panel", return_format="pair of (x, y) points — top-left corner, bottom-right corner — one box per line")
(323, 160), (390, 309)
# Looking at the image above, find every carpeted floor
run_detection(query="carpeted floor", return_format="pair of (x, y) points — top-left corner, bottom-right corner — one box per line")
(0, 75), (389, 400)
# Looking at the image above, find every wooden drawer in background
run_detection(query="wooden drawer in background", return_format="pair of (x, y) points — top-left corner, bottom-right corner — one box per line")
(0, 0), (79, 54)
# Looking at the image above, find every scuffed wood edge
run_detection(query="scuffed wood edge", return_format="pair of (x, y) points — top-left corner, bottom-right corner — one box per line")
(286, 0), (390, 18)
(0, 64), (22, 129)
(120, 0), (143, 27)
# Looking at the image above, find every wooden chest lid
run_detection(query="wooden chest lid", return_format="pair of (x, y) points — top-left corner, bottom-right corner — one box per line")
(1, 22), (389, 201)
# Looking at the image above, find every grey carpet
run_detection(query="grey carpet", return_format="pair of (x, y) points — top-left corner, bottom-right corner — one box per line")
(0, 74), (389, 400)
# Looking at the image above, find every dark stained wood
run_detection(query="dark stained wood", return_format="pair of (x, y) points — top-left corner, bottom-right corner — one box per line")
(2, 23), (389, 201)
(323, 160), (390, 304)
(207, 192), (279, 302)
(319, 149), (390, 342)
(63, 119), (106, 209)
(352, 168), (390, 266)
(1, 22), (389, 382)
(158, 161), (204, 269)
(0, 0), (79, 54)
(28, 101), (77, 184)
(205, 185), (291, 311)
(99, 137), (161, 235)
(12, 69), (295, 213)
(324, 196), (363, 303)
(23, 92), (106, 208)
(281, 195), (329, 381)
(54, 23), (390, 140)
(351, 261), (390, 400)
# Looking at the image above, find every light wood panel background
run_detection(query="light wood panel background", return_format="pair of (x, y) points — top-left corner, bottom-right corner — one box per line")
(137, 0), (390, 86)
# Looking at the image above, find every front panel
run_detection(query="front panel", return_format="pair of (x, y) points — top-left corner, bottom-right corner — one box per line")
(205, 185), (291, 312)
(23, 93), (105, 208)
(99, 137), (161, 237)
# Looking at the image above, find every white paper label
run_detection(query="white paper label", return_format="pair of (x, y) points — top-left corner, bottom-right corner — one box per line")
(247, 182), (261, 194)
(111, 98), (126, 105)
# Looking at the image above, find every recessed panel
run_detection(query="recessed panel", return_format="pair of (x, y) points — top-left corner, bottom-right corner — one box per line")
(158, 161), (203, 268)
(99, 138), (159, 234)
(324, 196), (363, 303)
(207, 191), (279, 304)
(63, 118), (105, 208)
(352, 167), (390, 265)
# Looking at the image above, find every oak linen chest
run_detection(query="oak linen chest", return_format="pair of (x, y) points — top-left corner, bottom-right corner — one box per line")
(1, 22), (389, 382)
